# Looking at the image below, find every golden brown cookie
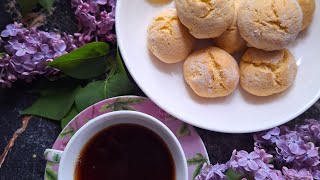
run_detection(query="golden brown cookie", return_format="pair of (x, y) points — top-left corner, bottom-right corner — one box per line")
(147, 8), (195, 64)
(237, 0), (303, 51)
(240, 48), (298, 96)
(214, 0), (246, 54)
(298, 0), (316, 31)
(175, 0), (234, 39)
(184, 47), (240, 98)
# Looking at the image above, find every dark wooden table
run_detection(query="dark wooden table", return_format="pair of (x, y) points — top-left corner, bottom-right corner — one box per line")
(0, 1), (319, 179)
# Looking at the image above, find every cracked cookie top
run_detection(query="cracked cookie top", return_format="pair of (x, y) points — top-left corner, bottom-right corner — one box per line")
(237, 0), (303, 51)
(175, 0), (234, 39)
(240, 48), (298, 96)
(184, 47), (240, 98)
(147, 8), (195, 64)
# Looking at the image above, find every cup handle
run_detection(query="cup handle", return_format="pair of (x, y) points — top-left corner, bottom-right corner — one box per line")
(44, 149), (63, 163)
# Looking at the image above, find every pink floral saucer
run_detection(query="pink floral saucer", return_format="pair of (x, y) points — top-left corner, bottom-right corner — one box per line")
(44, 96), (209, 180)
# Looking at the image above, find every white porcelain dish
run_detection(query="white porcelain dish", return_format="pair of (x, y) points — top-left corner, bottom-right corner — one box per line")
(116, 0), (320, 133)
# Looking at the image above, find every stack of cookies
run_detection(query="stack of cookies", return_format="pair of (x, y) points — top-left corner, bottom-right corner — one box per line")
(147, 0), (316, 98)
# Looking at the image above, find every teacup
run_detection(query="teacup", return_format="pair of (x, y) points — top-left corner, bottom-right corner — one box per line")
(44, 111), (188, 180)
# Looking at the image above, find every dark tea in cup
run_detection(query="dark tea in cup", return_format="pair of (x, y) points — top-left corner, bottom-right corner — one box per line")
(75, 123), (176, 180)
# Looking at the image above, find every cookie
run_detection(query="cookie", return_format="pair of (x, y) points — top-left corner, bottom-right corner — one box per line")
(298, 0), (316, 30)
(148, 8), (195, 63)
(214, 0), (246, 54)
(240, 48), (298, 96)
(175, 0), (234, 39)
(238, 0), (303, 51)
(184, 47), (239, 98)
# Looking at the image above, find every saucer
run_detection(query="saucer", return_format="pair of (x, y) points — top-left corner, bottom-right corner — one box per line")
(44, 96), (209, 180)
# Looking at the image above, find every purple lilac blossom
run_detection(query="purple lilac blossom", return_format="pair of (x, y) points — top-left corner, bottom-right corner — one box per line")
(71, 0), (116, 44)
(277, 133), (320, 168)
(255, 168), (285, 180)
(1, 24), (22, 37)
(275, 131), (308, 162)
(297, 119), (320, 145)
(195, 163), (227, 180)
(254, 126), (291, 146)
(262, 127), (281, 143)
(197, 120), (320, 180)
(53, 41), (68, 58)
(0, 22), (78, 87)
(255, 122), (320, 170)
(228, 148), (273, 172)
(311, 166), (320, 180)
(227, 148), (285, 180)
(282, 167), (314, 180)
(33, 44), (54, 60)
(294, 142), (320, 167)
(12, 42), (37, 56)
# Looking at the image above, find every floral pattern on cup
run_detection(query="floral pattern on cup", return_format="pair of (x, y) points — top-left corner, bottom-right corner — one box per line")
(44, 96), (209, 180)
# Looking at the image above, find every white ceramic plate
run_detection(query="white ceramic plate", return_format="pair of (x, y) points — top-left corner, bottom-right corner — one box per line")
(116, 0), (320, 133)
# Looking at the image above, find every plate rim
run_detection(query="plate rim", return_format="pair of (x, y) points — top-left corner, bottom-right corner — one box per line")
(115, 0), (320, 133)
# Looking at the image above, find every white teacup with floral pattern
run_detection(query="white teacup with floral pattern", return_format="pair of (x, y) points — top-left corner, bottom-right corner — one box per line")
(44, 111), (188, 180)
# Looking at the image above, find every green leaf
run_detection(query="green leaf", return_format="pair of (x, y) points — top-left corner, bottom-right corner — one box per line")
(61, 105), (79, 129)
(75, 80), (106, 112)
(118, 105), (136, 111)
(17, 0), (38, 14)
(59, 127), (76, 138)
(193, 163), (205, 180)
(53, 153), (61, 162)
(105, 74), (135, 98)
(226, 169), (243, 180)
(39, 0), (55, 12)
(22, 86), (80, 120)
(117, 97), (147, 104)
(187, 153), (209, 179)
(49, 42), (110, 79)
(46, 161), (57, 166)
(0, 52), (6, 56)
(187, 153), (207, 165)
(45, 168), (57, 180)
(116, 48), (126, 74)
(99, 102), (114, 112)
(177, 123), (191, 137)
(99, 98), (146, 112)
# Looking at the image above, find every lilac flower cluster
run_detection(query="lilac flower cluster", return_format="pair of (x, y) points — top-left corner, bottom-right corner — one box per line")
(255, 120), (320, 179)
(297, 119), (320, 146)
(71, 0), (116, 45)
(0, 23), (78, 87)
(195, 119), (320, 180)
(195, 163), (227, 180)
(228, 148), (285, 180)
(282, 167), (313, 180)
